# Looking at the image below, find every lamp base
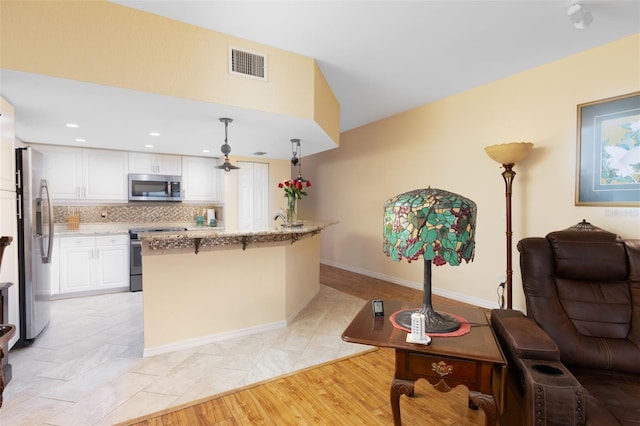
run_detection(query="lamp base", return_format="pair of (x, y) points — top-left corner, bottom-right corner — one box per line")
(394, 306), (461, 334)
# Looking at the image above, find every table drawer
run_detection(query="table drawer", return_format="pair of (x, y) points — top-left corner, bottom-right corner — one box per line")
(406, 352), (479, 382)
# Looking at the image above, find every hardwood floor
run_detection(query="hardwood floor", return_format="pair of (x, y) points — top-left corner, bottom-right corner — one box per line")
(123, 265), (485, 426)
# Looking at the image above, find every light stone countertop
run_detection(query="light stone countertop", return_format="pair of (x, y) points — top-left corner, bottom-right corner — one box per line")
(139, 221), (337, 252)
(54, 222), (224, 237)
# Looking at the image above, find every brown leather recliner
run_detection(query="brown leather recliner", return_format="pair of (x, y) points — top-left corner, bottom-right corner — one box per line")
(490, 230), (640, 426)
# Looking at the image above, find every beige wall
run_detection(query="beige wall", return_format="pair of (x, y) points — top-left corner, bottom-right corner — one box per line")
(142, 236), (321, 354)
(0, 0), (339, 144)
(285, 235), (321, 318)
(304, 34), (640, 311)
(143, 244), (286, 351)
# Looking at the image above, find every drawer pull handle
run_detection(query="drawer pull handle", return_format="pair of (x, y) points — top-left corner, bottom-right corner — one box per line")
(432, 361), (454, 377)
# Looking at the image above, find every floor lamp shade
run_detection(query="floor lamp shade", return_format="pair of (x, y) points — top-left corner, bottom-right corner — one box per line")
(484, 142), (533, 165)
(383, 188), (477, 333)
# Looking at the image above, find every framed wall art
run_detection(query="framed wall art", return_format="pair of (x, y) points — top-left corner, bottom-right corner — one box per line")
(575, 91), (640, 206)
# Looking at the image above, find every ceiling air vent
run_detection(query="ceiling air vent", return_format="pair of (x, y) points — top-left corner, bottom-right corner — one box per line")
(229, 47), (267, 81)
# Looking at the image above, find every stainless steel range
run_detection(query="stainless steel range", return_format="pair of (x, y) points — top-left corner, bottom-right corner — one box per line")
(128, 227), (186, 291)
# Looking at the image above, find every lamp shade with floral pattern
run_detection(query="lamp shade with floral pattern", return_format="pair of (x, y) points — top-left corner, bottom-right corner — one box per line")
(383, 188), (476, 266)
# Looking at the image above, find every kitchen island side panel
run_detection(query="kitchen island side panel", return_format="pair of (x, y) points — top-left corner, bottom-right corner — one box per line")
(285, 235), (320, 322)
(142, 238), (320, 353)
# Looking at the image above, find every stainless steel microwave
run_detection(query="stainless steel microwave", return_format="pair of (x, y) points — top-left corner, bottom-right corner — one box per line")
(128, 174), (183, 202)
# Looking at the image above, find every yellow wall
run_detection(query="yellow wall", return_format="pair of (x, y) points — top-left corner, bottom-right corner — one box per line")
(314, 62), (341, 145)
(304, 34), (640, 311)
(286, 235), (321, 318)
(0, 0), (339, 144)
(142, 236), (321, 354)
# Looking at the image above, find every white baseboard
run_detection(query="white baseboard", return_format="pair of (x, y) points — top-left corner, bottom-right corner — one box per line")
(286, 286), (320, 324)
(321, 259), (498, 310)
(143, 320), (286, 358)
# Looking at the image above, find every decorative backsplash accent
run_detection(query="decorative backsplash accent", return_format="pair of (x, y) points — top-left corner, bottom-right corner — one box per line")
(53, 204), (223, 224)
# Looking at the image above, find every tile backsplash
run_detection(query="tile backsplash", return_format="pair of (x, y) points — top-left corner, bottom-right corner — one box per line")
(53, 203), (222, 224)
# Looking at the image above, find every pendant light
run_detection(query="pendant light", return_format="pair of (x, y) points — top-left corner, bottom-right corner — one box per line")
(215, 118), (240, 172)
(290, 138), (308, 183)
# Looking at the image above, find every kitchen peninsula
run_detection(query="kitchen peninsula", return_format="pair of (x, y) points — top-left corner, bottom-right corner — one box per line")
(139, 222), (335, 356)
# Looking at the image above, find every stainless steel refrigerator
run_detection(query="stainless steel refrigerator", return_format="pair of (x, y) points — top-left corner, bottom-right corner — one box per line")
(15, 147), (53, 345)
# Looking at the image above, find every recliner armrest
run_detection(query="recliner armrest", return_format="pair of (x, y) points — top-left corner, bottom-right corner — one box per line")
(518, 358), (587, 425)
(491, 309), (560, 361)
(492, 310), (588, 425)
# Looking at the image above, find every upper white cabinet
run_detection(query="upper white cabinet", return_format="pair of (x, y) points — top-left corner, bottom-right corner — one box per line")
(83, 150), (129, 200)
(0, 97), (15, 192)
(38, 145), (128, 201)
(182, 156), (221, 202)
(39, 146), (82, 199)
(129, 153), (181, 176)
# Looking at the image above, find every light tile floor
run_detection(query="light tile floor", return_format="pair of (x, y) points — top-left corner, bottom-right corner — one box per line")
(0, 285), (370, 425)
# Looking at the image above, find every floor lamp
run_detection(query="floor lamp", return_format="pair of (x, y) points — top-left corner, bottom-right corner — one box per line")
(484, 142), (533, 309)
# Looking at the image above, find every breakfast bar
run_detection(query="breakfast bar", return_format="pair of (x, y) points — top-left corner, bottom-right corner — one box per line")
(139, 222), (335, 356)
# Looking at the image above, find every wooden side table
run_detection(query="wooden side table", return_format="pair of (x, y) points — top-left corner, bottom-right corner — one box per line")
(342, 299), (506, 426)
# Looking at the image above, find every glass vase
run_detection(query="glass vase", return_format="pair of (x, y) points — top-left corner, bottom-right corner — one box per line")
(286, 196), (297, 225)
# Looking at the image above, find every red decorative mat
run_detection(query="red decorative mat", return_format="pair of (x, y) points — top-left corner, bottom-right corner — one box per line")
(389, 309), (471, 337)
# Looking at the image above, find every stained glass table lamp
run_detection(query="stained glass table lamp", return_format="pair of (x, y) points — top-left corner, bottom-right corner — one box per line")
(383, 188), (477, 333)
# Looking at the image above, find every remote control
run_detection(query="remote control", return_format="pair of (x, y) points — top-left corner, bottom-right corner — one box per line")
(411, 312), (425, 340)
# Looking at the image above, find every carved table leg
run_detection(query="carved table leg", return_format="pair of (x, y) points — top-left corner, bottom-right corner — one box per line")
(390, 378), (414, 426)
(469, 391), (498, 426)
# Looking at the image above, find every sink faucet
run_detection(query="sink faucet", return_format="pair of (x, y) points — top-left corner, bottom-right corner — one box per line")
(273, 212), (287, 227)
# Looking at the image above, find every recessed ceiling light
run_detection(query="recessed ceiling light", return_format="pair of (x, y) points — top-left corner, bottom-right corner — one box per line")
(253, 151), (267, 156)
(149, 132), (160, 137)
(65, 123), (79, 128)
(144, 144), (154, 148)
(202, 149), (210, 153)
(75, 138), (86, 142)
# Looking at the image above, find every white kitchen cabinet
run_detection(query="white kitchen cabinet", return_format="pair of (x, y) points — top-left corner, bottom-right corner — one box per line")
(38, 146), (82, 199)
(129, 152), (181, 176)
(181, 156), (221, 202)
(59, 236), (94, 293)
(0, 97), (16, 192)
(37, 145), (128, 201)
(95, 235), (129, 289)
(82, 150), (129, 200)
(59, 234), (129, 293)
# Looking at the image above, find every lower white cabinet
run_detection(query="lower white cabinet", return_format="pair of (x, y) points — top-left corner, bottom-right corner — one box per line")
(59, 234), (129, 293)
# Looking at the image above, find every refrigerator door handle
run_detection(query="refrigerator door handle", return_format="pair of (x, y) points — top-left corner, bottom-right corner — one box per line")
(41, 179), (54, 264)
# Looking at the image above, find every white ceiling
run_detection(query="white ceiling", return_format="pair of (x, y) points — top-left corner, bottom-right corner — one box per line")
(1, 1), (639, 160)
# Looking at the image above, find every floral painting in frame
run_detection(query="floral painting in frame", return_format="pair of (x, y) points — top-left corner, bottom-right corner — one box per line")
(576, 91), (640, 206)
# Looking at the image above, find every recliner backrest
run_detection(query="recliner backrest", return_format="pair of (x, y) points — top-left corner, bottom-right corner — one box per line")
(518, 231), (640, 373)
